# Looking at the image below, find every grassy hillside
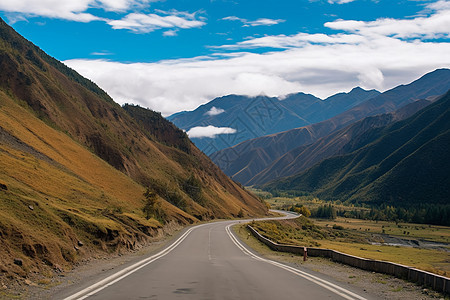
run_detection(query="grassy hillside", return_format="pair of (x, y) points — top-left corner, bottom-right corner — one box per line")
(0, 17), (267, 285)
(212, 69), (450, 185)
(264, 91), (450, 221)
(249, 99), (432, 185)
(169, 88), (379, 153)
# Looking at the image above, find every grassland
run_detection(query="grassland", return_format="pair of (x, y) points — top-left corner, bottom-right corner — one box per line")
(233, 224), (448, 300)
(249, 216), (450, 277)
(264, 194), (450, 243)
(313, 217), (450, 244)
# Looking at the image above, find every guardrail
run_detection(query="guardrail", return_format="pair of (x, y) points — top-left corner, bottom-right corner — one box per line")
(247, 225), (450, 295)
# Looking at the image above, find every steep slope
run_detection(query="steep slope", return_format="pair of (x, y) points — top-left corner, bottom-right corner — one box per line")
(168, 88), (379, 154)
(264, 91), (450, 209)
(249, 99), (433, 185)
(212, 69), (450, 185)
(0, 18), (267, 282)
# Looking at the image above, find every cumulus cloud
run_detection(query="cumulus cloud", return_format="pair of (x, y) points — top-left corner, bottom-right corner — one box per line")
(327, 0), (357, 4)
(64, 0), (450, 116)
(66, 35), (450, 116)
(0, 0), (100, 22)
(108, 12), (205, 33)
(163, 29), (178, 36)
(0, 0), (152, 22)
(187, 126), (236, 138)
(222, 16), (284, 27)
(205, 107), (225, 116)
(215, 32), (366, 49)
(325, 1), (450, 39)
(0, 0), (204, 34)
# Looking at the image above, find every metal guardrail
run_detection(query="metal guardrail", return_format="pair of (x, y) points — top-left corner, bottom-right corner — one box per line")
(247, 225), (450, 295)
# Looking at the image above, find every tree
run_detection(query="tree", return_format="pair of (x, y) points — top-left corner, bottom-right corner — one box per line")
(143, 188), (158, 220)
(298, 206), (311, 218)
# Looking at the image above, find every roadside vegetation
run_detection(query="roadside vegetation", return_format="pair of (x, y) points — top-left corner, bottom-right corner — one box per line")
(233, 224), (448, 300)
(246, 189), (450, 277)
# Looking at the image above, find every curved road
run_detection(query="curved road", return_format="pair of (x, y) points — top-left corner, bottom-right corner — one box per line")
(62, 216), (376, 300)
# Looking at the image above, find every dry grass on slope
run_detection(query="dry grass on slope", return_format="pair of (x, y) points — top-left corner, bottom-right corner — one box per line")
(0, 91), (194, 284)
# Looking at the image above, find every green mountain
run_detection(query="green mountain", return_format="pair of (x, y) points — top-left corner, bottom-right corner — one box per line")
(212, 69), (450, 185)
(0, 17), (267, 282)
(264, 90), (450, 221)
(168, 88), (379, 154)
(250, 99), (433, 185)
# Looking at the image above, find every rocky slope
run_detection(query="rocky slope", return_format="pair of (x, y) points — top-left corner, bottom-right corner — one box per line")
(249, 99), (433, 185)
(169, 88), (379, 154)
(264, 90), (450, 210)
(0, 17), (267, 283)
(212, 69), (450, 185)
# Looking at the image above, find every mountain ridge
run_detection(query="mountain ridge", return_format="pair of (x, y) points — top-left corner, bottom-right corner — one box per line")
(168, 87), (380, 153)
(0, 17), (267, 283)
(211, 69), (450, 185)
(248, 98), (434, 185)
(263, 90), (450, 216)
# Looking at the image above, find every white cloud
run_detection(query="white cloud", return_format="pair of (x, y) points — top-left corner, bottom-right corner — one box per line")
(64, 1), (450, 116)
(325, 3), (450, 39)
(215, 32), (366, 49)
(245, 18), (285, 27)
(186, 126), (236, 138)
(327, 0), (357, 4)
(66, 36), (450, 116)
(0, 0), (153, 22)
(222, 16), (284, 27)
(163, 29), (178, 36)
(427, 0), (450, 11)
(205, 107), (225, 116)
(108, 12), (205, 33)
(0, 0), (204, 34)
(91, 50), (114, 56)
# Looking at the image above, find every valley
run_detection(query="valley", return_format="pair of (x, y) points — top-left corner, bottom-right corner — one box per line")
(0, 0), (449, 297)
(247, 214), (450, 277)
(0, 17), (268, 295)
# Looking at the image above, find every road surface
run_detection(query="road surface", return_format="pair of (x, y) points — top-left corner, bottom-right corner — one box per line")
(61, 217), (375, 300)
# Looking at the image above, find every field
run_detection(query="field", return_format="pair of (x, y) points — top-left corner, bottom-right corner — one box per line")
(233, 223), (448, 300)
(263, 193), (450, 243)
(313, 217), (450, 244)
(248, 216), (450, 277)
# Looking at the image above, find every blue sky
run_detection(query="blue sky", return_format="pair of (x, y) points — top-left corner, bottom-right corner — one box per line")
(1, 0), (449, 115)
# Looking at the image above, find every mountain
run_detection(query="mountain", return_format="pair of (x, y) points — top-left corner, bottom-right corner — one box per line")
(211, 69), (450, 185)
(168, 88), (380, 154)
(0, 18), (267, 281)
(263, 90), (450, 211)
(249, 99), (434, 185)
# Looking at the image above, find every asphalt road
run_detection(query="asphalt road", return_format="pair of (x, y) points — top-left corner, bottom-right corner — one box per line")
(62, 218), (375, 300)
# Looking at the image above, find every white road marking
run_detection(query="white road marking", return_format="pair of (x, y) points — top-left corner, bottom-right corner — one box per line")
(225, 224), (367, 300)
(63, 223), (208, 300)
(208, 227), (213, 261)
(62, 211), (333, 300)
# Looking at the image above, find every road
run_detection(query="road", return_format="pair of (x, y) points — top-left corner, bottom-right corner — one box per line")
(62, 217), (375, 300)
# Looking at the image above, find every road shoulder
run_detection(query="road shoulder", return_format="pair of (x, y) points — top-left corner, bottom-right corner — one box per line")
(232, 223), (445, 300)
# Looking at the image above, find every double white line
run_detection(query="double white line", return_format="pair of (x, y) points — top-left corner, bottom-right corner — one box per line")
(64, 219), (367, 300)
(63, 224), (207, 300)
(225, 224), (367, 300)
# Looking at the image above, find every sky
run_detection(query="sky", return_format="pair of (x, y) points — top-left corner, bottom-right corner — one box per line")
(0, 0), (449, 116)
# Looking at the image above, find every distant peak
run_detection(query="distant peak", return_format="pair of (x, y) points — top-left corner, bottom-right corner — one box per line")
(349, 86), (380, 95)
(350, 87), (364, 92)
